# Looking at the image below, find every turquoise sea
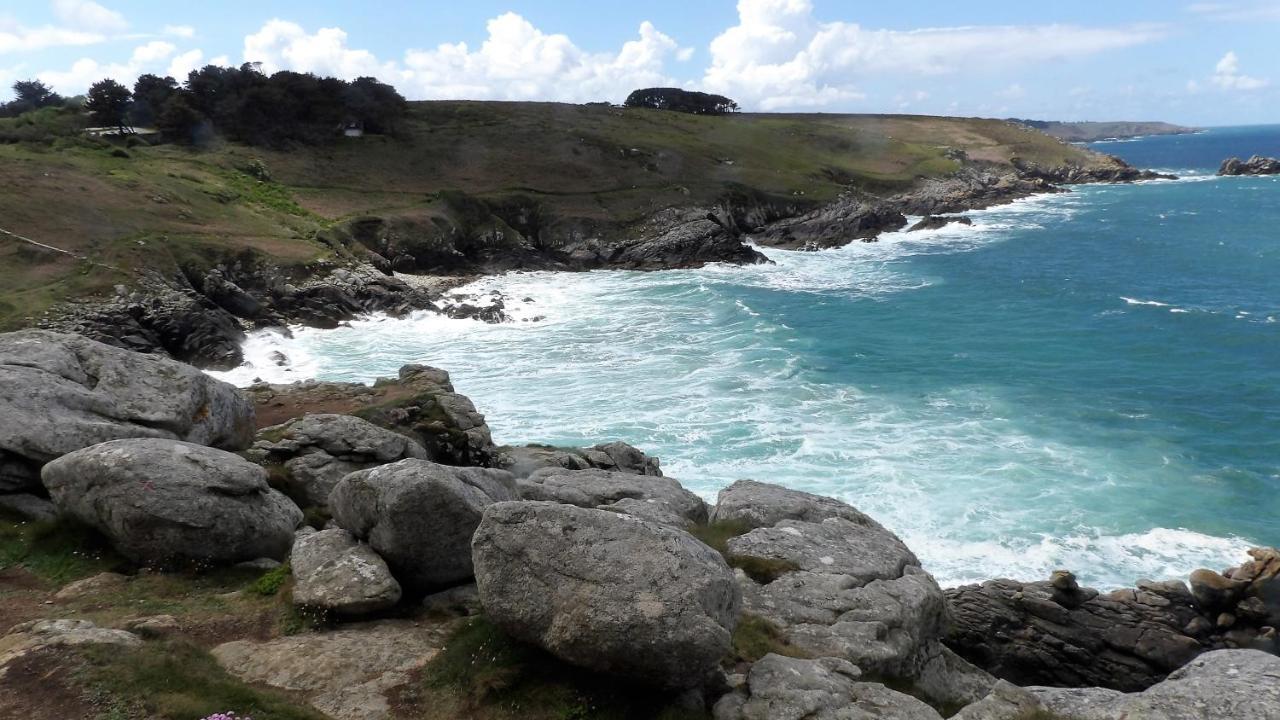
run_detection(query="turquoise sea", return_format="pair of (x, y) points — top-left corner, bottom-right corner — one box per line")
(213, 126), (1280, 589)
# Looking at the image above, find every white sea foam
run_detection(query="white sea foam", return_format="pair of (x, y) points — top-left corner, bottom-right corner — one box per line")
(207, 186), (1266, 589)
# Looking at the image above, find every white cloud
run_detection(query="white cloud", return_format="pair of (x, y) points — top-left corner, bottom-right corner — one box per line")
(240, 14), (689, 104)
(245, 19), (394, 78)
(52, 0), (128, 33)
(1211, 51), (1269, 90)
(37, 40), (179, 95)
(0, 24), (104, 54)
(997, 83), (1027, 99)
(702, 0), (1163, 109)
(167, 48), (203, 79)
(163, 25), (195, 39)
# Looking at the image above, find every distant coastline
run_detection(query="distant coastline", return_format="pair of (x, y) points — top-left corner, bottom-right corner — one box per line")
(1009, 119), (1199, 143)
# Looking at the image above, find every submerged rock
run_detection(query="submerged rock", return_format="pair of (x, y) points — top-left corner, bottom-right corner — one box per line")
(0, 330), (254, 492)
(473, 501), (740, 688)
(329, 459), (515, 594)
(41, 438), (301, 566)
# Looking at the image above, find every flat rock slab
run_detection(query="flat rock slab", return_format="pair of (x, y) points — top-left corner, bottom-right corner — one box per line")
(0, 619), (139, 679)
(212, 619), (452, 720)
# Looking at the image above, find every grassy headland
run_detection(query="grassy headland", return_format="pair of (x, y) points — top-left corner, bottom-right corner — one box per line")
(0, 101), (1114, 330)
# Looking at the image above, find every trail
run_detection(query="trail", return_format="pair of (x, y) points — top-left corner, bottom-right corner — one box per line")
(0, 226), (120, 271)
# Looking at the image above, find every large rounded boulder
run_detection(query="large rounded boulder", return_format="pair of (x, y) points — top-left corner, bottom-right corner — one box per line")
(329, 459), (516, 594)
(472, 501), (741, 688)
(0, 330), (254, 492)
(41, 439), (301, 565)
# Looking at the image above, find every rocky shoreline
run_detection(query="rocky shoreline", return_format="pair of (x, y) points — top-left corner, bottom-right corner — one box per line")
(36, 154), (1170, 373)
(1219, 155), (1280, 176)
(1, 330), (1276, 719)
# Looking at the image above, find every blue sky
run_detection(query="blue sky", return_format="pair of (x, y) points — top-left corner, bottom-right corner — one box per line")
(2, 1), (1277, 125)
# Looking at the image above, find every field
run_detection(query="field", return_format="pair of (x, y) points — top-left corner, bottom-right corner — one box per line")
(0, 101), (1105, 329)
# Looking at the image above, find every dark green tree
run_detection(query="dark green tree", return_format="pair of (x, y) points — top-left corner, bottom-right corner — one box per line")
(85, 78), (132, 133)
(156, 90), (206, 144)
(130, 74), (178, 127)
(624, 87), (739, 115)
(2, 79), (63, 117)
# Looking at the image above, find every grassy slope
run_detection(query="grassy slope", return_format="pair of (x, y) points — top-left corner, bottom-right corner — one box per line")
(0, 101), (1104, 329)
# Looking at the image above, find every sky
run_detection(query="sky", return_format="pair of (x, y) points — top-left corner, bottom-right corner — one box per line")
(1, 0), (1277, 125)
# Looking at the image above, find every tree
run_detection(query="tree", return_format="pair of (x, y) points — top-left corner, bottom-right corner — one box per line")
(12, 79), (62, 108)
(130, 74), (178, 127)
(156, 90), (206, 144)
(624, 88), (740, 115)
(85, 79), (132, 133)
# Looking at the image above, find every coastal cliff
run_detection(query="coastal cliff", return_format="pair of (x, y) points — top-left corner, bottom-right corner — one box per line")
(1, 331), (1276, 719)
(0, 102), (1170, 369)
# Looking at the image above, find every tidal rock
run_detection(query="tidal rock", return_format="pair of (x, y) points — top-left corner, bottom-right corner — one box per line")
(755, 195), (908, 250)
(1030, 649), (1280, 720)
(0, 330), (254, 492)
(1189, 568), (1247, 612)
(252, 414), (428, 507)
(41, 439), (301, 566)
(290, 528), (402, 616)
(610, 208), (769, 269)
(517, 467), (707, 526)
(712, 654), (943, 720)
(715, 481), (990, 708)
(907, 216), (973, 232)
(497, 441), (663, 478)
(945, 574), (1209, 691)
(329, 459), (515, 593)
(473, 501), (740, 688)
(1218, 155), (1280, 176)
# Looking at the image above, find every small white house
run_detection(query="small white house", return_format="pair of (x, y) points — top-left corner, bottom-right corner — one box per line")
(343, 122), (364, 138)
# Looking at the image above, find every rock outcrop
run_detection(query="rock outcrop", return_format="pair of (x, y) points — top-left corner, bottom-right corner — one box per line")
(329, 459), (516, 594)
(516, 467), (708, 527)
(41, 438), (301, 566)
(248, 365), (497, 468)
(472, 501), (741, 689)
(907, 216), (972, 232)
(1219, 155), (1280, 176)
(1029, 649), (1280, 720)
(496, 440), (662, 478)
(945, 549), (1280, 691)
(753, 195), (908, 250)
(0, 620), (140, 679)
(713, 653), (944, 720)
(715, 480), (994, 708)
(250, 413), (428, 507)
(290, 527), (402, 616)
(0, 330), (254, 493)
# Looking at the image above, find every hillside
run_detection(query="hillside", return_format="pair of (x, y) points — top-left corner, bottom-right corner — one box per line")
(1010, 119), (1198, 142)
(0, 101), (1149, 363)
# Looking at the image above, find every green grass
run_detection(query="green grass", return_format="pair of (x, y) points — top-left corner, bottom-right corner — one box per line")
(409, 616), (710, 720)
(685, 519), (752, 555)
(726, 555), (801, 585)
(0, 514), (125, 584)
(729, 614), (810, 665)
(77, 639), (327, 720)
(247, 563), (290, 597)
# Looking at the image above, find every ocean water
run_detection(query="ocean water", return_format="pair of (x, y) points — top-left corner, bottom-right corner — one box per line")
(212, 126), (1280, 589)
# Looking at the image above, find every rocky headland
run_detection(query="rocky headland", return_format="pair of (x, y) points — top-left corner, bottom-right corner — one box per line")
(2, 329), (1276, 719)
(1219, 155), (1280, 176)
(35, 152), (1170, 372)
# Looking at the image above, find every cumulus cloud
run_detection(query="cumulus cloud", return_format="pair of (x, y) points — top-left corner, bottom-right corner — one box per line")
(52, 0), (127, 33)
(240, 14), (689, 104)
(37, 40), (177, 94)
(702, 0), (1163, 109)
(166, 48), (203, 79)
(1211, 51), (1269, 90)
(245, 20), (395, 78)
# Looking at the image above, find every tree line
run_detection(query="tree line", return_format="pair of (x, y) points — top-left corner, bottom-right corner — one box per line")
(1, 65), (407, 147)
(623, 88), (740, 115)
